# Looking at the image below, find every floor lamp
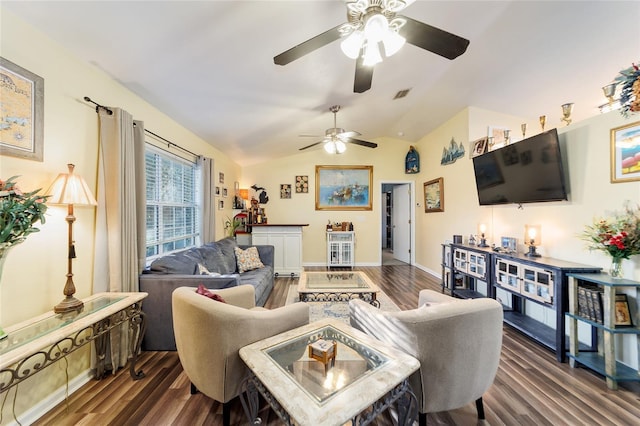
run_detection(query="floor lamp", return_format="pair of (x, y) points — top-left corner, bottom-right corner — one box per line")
(46, 164), (97, 314)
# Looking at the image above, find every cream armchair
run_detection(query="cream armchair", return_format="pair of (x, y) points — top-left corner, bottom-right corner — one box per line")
(349, 290), (503, 426)
(172, 285), (309, 426)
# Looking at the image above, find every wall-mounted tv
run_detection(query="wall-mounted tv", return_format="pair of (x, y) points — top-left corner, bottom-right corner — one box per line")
(472, 128), (568, 206)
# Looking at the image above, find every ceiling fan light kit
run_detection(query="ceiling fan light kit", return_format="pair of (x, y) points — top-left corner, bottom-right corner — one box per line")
(274, 0), (469, 93)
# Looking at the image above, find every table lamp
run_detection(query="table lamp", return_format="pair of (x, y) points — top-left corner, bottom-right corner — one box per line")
(524, 224), (542, 257)
(46, 164), (97, 314)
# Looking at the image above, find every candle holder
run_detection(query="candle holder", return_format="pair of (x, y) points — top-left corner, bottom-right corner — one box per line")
(521, 123), (527, 139)
(539, 115), (546, 131)
(561, 103), (574, 126)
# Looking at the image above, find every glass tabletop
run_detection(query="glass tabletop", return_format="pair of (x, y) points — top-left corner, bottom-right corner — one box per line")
(302, 271), (372, 290)
(264, 324), (388, 403)
(0, 295), (126, 355)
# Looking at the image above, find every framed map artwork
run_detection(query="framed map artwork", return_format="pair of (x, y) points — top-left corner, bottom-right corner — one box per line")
(0, 57), (44, 161)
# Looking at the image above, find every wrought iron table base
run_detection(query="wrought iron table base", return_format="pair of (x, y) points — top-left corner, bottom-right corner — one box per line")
(240, 374), (417, 426)
(299, 292), (381, 308)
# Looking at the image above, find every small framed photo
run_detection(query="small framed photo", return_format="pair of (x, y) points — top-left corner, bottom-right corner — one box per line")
(280, 184), (291, 199)
(423, 178), (444, 213)
(488, 126), (508, 151)
(215, 186), (220, 196)
(219, 172), (225, 184)
(222, 187), (228, 197)
(295, 175), (309, 193)
(470, 136), (488, 158)
(610, 121), (640, 183)
(218, 200), (224, 210)
(615, 294), (633, 327)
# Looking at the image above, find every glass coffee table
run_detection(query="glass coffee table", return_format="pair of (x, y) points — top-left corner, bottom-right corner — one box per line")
(239, 318), (419, 426)
(298, 271), (380, 307)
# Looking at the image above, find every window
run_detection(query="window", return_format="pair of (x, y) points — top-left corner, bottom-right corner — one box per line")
(145, 145), (199, 260)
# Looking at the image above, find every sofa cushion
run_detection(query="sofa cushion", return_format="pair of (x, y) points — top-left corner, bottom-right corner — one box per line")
(149, 248), (204, 275)
(203, 238), (237, 274)
(235, 246), (265, 273)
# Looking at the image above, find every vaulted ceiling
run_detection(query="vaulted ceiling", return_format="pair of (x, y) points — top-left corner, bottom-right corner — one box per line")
(4, 1), (639, 166)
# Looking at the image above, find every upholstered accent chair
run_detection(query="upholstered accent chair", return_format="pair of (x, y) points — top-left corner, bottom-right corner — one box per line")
(172, 285), (309, 426)
(349, 290), (503, 426)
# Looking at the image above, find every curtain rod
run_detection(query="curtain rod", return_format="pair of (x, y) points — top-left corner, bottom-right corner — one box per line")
(84, 96), (200, 159)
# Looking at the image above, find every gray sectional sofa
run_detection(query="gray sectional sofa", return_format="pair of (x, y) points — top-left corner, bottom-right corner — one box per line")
(139, 237), (274, 350)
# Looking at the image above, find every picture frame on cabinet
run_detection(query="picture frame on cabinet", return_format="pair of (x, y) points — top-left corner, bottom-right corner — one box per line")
(610, 121), (640, 183)
(0, 57), (44, 162)
(615, 294), (633, 327)
(315, 165), (373, 211)
(424, 177), (444, 213)
(470, 136), (488, 158)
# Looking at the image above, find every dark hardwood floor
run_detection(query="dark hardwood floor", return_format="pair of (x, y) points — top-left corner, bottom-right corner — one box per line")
(33, 265), (640, 425)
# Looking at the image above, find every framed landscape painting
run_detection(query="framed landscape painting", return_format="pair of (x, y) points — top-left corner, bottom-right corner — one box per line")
(610, 121), (640, 183)
(315, 165), (372, 211)
(424, 177), (444, 213)
(0, 57), (44, 161)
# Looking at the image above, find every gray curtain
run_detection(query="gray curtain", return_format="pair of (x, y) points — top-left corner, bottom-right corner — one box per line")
(94, 107), (146, 371)
(199, 156), (216, 243)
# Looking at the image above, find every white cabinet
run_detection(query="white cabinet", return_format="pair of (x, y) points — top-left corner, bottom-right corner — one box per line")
(251, 225), (306, 277)
(327, 231), (355, 268)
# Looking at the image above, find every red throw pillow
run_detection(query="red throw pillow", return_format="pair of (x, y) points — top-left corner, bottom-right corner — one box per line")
(196, 284), (226, 303)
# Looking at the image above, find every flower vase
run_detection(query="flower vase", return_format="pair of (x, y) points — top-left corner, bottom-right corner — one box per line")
(609, 257), (624, 279)
(0, 246), (11, 340)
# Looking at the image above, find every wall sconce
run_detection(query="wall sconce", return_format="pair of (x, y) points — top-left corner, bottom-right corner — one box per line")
(524, 224), (542, 258)
(239, 188), (249, 200)
(478, 223), (489, 247)
(561, 103), (574, 126)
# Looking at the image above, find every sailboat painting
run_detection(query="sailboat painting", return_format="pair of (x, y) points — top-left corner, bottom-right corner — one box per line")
(441, 137), (465, 165)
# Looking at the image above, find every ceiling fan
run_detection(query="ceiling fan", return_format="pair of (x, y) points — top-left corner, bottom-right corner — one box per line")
(299, 105), (377, 154)
(274, 0), (470, 93)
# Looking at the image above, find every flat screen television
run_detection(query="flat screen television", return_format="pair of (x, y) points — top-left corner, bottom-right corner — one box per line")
(472, 128), (568, 205)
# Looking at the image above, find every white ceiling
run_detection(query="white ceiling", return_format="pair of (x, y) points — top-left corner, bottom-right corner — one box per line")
(4, 1), (639, 166)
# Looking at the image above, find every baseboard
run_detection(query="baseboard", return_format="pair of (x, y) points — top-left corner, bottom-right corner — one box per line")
(414, 262), (439, 278)
(4, 369), (93, 426)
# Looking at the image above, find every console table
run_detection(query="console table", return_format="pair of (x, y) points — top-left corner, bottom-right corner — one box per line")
(0, 292), (147, 393)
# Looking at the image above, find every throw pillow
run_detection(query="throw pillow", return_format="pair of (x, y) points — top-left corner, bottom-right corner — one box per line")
(196, 284), (226, 303)
(195, 263), (221, 277)
(235, 246), (265, 273)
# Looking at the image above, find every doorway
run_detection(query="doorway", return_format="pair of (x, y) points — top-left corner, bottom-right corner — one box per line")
(381, 182), (414, 265)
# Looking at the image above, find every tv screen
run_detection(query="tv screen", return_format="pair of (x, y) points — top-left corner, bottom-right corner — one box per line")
(472, 128), (568, 205)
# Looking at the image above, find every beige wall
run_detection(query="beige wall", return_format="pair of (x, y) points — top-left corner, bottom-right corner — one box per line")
(0, 8), (241, 423)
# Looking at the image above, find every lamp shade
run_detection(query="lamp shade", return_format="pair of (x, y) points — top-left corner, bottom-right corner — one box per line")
(46, 164), (97, 206)
(239, 189), (249, 200)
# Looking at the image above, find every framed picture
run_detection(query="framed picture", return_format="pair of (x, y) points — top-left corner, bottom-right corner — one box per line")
(470, 136), (488, 158)
(488, 126), (508, 151)
(615, 294), (633, 327)
(215, 186), (220, 196)
(218, 199), (224, 210)
(219, 172), (225, 184)
(424, 178), (444, 213)
(610, 121), (640, 183)
(315, 165), (372, 211)
(295, 175), (309, 193)
(0, 57), (44, 162)
(222, 187), (228, 197)
(280, 184), (292, 199)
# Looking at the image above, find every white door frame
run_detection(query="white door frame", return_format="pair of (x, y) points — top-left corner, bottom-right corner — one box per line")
(379, 180), (415, 265)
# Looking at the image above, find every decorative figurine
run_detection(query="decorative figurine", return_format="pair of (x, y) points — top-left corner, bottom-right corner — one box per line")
(405, 145), (420, 174)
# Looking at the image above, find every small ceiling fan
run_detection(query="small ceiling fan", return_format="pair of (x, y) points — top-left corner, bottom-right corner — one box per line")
(299, 105), (377, 154)
(274, 0), (470, 93)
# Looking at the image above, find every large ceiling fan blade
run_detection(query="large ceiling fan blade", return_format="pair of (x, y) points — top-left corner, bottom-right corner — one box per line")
(299, 141), (323, 151)
(274, 24), (344, 65)
(354, 56), (374, 93)
(399, 16), (469, 60)
(347, 138), (378, 149)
